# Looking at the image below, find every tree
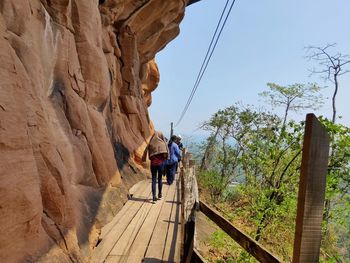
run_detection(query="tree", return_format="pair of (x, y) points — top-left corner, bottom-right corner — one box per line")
(197, 81), (349, 260)
(255, 83), (327, 241)
(199, 109), (229, 172)
(200, 104), (304, 244)
(259, 82), (324, 127)
(200, 105), (244, 199)
(306, 44), (350, 123)
(318, 118), (350, 261)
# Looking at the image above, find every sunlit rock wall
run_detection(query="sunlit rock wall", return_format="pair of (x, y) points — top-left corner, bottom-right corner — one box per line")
(0, 0), (187, 262)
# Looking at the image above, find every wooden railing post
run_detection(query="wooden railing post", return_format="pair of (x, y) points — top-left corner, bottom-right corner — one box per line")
(181, 156), (201, 263)
(292, 114), (330, 263)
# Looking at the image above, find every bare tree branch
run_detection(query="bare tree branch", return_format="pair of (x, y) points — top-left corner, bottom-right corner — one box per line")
(306, 43), (350, 123)
(338, 70), (350, 76)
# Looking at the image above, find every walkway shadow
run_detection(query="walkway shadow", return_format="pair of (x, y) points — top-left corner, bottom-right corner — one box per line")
(143, 258), (176, 263)
(165, 200), (180, 204)
(128, 196), (152, 203)
(142, 258), (161, 263)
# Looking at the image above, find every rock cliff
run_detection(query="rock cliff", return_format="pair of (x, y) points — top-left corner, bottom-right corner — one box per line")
(0, 0), (189, 262)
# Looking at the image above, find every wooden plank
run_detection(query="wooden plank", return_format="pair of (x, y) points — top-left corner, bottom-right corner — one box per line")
(93, 208), (153, 261)
(175, 178), (183, 262)
(90, 181), (152, 263)
(106, 254), (173, 263)
(199, 200), (282, 263)
(192, 248), (207, 263)
(147, 197), (175, 246)
(92, 175), (184, 263)
(145, 184), (177, 260)
(292, 114), (329, 263)
(118, 183), (171, 261)
(100, 179), (150, 239)
(104, 255), (124, 262)
(109, 198), (153, 256)
(180, 167), (185, 261)
(162, 177), (182, 263)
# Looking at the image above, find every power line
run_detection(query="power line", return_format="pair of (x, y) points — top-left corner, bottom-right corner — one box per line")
(175, 0), (237, 127)
(176, 0), (237, 127)
(175, 0), (231, 127)
(181, 0), (231, 117)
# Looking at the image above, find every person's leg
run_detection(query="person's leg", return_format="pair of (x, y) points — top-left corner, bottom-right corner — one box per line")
(157, 165), (163, 198)
(150, 166), (157, 202)
(169, 163), (176, 185)
(166, 164), (171, 184)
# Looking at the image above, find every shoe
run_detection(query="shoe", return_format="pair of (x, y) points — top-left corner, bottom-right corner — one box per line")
(152, 198), (156, 204)
(158, 194), (162, 200)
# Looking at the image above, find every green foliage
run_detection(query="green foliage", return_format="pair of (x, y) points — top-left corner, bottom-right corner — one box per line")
(260, 82), (324, 110)
(198, 170), (227, 201)
(320, 117), (350, 193)
(260, 82), (324, 128)
(207, 230), (257, 263)
(196, 83), (349, 262)
(223, 184), (243, 203)
(198, 104), (304, 260)
(319, 117), (350, 261)
(260, 82), (324, 115)
(186, 138), (207, 163)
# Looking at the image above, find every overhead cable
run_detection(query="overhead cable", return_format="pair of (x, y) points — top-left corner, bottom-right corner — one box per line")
(175, 0), (237, 127)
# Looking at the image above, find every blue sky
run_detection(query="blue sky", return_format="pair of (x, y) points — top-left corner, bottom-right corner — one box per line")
(149, 0), (350, 138)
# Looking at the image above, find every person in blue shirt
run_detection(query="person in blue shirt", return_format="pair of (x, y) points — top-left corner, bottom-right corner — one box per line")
(176, 134), (184, 151)
(175, 135), (183, 172)
(166, 135), (181, 185)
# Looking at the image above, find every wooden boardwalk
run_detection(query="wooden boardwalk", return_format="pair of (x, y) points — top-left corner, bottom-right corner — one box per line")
(91, 175), (182, 263)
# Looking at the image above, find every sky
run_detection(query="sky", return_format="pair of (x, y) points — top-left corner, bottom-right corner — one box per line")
(148, 0), (350, 139)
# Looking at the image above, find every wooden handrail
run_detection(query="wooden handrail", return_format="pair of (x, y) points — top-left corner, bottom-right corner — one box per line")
(180, 153), (281, 263)
(180, 150), (281, 263)
(181, 162), (282, 263)
(199, 201), (282, 263)
(180, 151), (200, 263)
(192, 248), (206, 263)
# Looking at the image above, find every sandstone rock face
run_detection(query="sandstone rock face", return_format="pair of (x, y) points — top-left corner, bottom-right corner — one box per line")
(0, 0), (188, 262)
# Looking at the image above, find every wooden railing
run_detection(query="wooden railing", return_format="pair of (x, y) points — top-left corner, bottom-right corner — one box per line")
(180, 150), (199, 263)
(199, 201), (281, 263)
(180, 114), (330, 263)
(179, 156), (282, 263)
